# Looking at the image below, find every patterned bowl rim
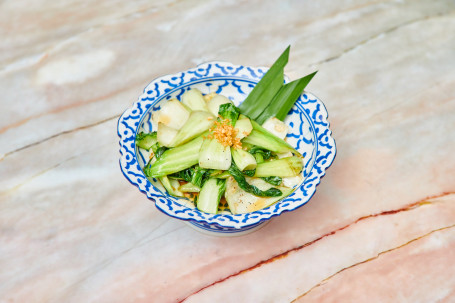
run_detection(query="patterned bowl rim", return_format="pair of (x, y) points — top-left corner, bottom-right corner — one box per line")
(118, 61), (337, 229)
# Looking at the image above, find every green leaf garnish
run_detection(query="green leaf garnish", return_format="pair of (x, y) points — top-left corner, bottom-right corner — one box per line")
(239, 46), (289, 119)
(256, 71), (318, 124)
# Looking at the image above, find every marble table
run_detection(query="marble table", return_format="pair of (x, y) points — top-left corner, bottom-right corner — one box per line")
(1, 0), (454, 302)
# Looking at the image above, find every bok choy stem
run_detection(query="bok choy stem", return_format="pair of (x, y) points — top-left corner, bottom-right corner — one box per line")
(145, 135), (205, 178)
(232, 148), (257, 171)
(136, 131), (157, 150)
(199, 138), (232, 170)
(197, 178), (226, 214)
(169, 111), (215, 147)
(242, 129), (297, 154)
(248, 119), (300, 155)
(254, 156), (303, 177)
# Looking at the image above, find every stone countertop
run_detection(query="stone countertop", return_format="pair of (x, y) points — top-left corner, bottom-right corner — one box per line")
(1, 0), (454, 302)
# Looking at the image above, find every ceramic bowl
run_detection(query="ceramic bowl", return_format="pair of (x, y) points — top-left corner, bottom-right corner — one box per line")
(118, 61), (336, 235)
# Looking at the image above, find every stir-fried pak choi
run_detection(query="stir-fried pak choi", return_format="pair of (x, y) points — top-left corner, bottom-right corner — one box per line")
(136, 46), (316, 214)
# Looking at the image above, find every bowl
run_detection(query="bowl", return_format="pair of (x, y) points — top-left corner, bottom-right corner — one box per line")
(118, 61), (336, 235)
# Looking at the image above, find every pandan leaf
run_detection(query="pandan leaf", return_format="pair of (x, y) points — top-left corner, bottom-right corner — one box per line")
(239, 46), (289, 119)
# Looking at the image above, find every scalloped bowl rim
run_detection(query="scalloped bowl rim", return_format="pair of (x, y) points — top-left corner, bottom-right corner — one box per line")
(118, 61), (336, 230)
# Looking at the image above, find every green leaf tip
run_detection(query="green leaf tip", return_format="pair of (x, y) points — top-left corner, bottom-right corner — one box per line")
(256, 70), (318, 124)
(238, 46), (290, 119)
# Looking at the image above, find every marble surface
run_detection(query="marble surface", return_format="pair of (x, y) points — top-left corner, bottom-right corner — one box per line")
(1, 0), (455, 302)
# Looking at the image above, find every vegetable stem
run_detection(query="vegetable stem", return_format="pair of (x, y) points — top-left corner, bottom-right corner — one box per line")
(169, 111), (215, 147)
(254, 156), (303, 177)
(146, 135), (205, 177)
(197, 178), (226, 214)
(136, 131), (157, 150)
(249, 119), (300, 155)
(199, 138), (232, 170)
(242, 129), (297, 154)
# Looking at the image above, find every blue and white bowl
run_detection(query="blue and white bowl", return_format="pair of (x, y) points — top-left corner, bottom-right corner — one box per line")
(118, 61), (336, 235)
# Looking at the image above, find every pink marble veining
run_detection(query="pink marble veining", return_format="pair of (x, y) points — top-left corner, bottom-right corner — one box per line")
(294, 227), (455, 302)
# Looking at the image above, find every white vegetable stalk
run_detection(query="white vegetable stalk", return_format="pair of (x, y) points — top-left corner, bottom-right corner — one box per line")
(148, 136), (204, 177)
(277, 151), (293, 159)
(234, 117), (253, 140)
(282, 175), (303, 188)
(197, 178), (226, 214)
(207, 95), (233, 116)
(199, 138), (232, 170)
(232, 148), (257, 171)
(261, 117), (289, 140)
(170, 111), (215, 147)
(159, 176), (184, 197)
(182, 88), (208, 111)
(157, 122), (178, 147)
(203, 92), (217, 102)
(179, 182), (201, 193)
(254, 156), (303, 177)
(225, 177), (293, 214)
(152, 99), (190, 130)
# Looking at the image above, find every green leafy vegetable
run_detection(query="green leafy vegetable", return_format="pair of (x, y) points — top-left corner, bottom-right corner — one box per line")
(141, 46), (316, 214)
(155, 146), (167, 159)
(169, 166), (209, 187)
(170, 168), (193, 182)
(179, 182), (201, 193)
(227, 164), (282, 197)
(136, 131), (158, 150)
(254, 156), (303, 177)
(242, 129), (297, 154)
(150, 142), (159, 153)
(159, 176), (184, 197)
(242, 169), (256, 177)
(248, 146), (273, 160)
(210, 170), (231, 179)
(149, 141), (167, 157)
(191, 166), (209, 188)
(254, 153), (264, 164)
(145, 135), (205, 178)
(218, 103), (240, 125)
(225, 177), (293, 214)
(261, 176), (282, 186)
(199, 138), (232, 170)
(231, 148), (257, 171)
(207, 95), (233, 116)
(169, 111), (215, 147)
(239, 46), (289, 119)
(247, 119), (300, 155)
(197, 178), (226, 214)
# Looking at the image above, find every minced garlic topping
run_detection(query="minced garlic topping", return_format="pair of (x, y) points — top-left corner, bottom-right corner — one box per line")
(207, 118), (242, 149)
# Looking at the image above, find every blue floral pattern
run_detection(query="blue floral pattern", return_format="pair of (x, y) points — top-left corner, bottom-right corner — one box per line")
(118, 61), (336, 233)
